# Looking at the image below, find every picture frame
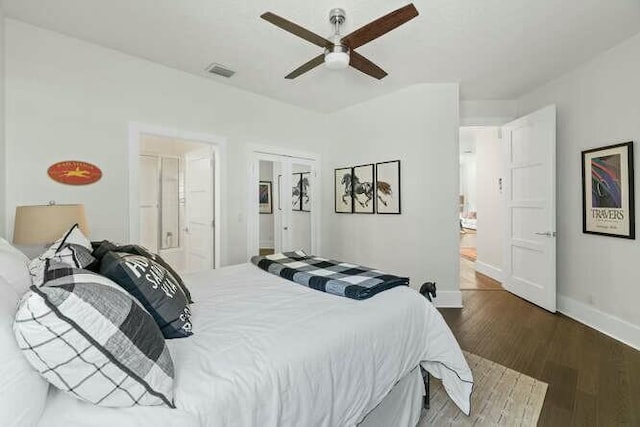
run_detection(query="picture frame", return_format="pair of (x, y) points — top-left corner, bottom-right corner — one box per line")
(334, 167), (353, 213)
(301, 172), (311, 212)
(292, 173), (302, 211)
(259, 181), (273, 214)
(375, 160), (401, 214)
(352, 164), (375, 214)
(582, 141), (635, 239)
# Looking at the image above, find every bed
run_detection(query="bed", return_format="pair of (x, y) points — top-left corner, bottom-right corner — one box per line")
(32, 263), (472, 426)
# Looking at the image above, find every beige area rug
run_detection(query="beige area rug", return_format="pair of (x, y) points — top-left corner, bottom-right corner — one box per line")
(419, 351), (548, 426)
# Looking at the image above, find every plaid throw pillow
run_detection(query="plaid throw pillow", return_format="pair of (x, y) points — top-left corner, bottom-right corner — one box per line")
(13, 268), (175, 408)
(29, 224), (93, 286)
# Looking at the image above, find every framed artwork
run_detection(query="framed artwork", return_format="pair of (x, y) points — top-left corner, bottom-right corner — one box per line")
(334, 167), (353, 213)
(259, 181), (273, 214)
(352, 164), (375, 214)
(375, 160), (401, 214)
(582, 141), (635, 239)
(292, 173), (302, 211)
(301, 172), (311, 212)
(292, 172), (311, 212)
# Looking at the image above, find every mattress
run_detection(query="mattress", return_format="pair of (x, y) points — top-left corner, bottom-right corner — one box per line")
(38, 263), (472, 426)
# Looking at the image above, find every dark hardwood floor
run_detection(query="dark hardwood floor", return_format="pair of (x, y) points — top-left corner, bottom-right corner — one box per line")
(438, 291), (640, 426)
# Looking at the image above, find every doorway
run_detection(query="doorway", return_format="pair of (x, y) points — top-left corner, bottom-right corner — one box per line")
(138, 135), (214, 273)
(249, 147), (320, 259)
(128, 123), (225, 272)
(459, 127), (503, 290)
(458, 105), (557, 313)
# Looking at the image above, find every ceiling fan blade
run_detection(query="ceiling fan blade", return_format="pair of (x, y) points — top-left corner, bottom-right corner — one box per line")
(349, 51), (387, 80)
(341, 3), (419, 50)
(285, 54), (325, 79)
(261, 12), (332, 49)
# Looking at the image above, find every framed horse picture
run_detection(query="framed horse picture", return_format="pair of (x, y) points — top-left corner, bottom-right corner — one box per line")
(335, 167), (353, 213)
(293, 172), (311, 212)
(376, 160), (401, 214)
(301, 172), (311, 212)
(292, 173), (303, 211)
(352, 164), (375, 214)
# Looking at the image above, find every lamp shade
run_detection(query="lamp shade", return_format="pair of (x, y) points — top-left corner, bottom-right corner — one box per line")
(13, 204), (89, 245)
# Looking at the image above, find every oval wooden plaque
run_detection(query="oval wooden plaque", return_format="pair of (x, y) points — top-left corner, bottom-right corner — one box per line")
(48, 161), (102, 185)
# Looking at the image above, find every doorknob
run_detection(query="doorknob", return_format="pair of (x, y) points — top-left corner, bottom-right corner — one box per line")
(535, 231), (556, 237)
(283, 227), (289, 231)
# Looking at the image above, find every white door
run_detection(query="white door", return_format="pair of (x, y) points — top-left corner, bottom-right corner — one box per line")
(139, 155), (159, 253)
(502, 105), (556, 312)
(185, 147), (214, 272)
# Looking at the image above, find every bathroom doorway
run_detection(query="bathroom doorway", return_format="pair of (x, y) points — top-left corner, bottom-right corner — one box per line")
(137, 134), (215, 273)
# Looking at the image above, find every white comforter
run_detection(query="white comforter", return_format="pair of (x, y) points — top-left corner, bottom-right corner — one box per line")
(39, 263), (472, 427)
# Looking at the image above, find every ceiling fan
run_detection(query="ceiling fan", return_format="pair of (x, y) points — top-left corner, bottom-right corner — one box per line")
(260, 4), (419, 80)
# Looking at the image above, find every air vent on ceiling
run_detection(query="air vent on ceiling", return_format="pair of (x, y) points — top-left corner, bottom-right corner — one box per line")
(205, 63), (235, 78)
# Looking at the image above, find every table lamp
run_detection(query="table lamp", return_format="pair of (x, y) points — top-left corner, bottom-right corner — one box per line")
(13, 203), (89, 257)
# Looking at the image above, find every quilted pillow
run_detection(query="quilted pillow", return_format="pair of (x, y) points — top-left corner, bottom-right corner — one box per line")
(100, 251), (193, 339)
(13, 267), (175, 408)
(92, 240), (193, 303)
(0, 276), (49, 425)
(0, 237), (32, 295)
(29, 224), (93, 286)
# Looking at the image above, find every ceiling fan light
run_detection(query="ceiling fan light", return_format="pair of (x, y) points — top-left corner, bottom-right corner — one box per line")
(324, 45), (350, 70)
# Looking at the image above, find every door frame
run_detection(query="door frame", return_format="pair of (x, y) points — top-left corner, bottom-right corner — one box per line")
(247, 144), (321, 259)
(128, 122), (226, 269)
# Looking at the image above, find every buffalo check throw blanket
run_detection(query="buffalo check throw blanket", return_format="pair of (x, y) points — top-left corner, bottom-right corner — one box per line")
(250, 251), (409, 300)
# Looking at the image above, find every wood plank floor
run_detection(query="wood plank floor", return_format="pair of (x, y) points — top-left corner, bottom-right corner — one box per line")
(438, 291), (640, 426)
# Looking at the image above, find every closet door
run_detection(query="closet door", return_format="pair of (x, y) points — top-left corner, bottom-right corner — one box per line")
(287, 162), (313, 254)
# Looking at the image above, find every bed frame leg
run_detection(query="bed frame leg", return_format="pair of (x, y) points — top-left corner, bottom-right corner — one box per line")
(421, 367), (430, 409)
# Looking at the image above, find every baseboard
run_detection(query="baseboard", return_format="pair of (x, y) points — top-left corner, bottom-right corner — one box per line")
(433, 290), (463, 308)
(558, 295), (640, 351)
(474, 261), (503, 282)
(259, 240), (274, 249)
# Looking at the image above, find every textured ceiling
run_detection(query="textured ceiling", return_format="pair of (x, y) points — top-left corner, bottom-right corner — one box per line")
(5, 0), (640, 112)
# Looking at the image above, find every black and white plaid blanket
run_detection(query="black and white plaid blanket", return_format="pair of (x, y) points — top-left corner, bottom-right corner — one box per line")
(250, 251), (409, 300)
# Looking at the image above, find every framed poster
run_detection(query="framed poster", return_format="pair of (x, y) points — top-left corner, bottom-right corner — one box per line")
(353, 164), (375, 214)
(582, 141), (635, 239)
(334, 167), (353, 213)
(292, 173), (302, 211)
(259, 181), (273, 214)
(375, 160), (401, 214)
(301, 172), (311, 212)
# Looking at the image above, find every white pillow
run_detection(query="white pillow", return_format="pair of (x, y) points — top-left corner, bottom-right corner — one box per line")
(0, 237), (32, 295)
(0, 277), (49, 427)
(28, 224), (92, 287)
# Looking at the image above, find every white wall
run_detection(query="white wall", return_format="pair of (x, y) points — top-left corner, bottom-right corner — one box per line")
(518, 31), (640, 349)
(458, 151), (477, 214)
(471, 127), (503, 280)
(5, 20), (329, 266)
(325, 84), (461, 306)
(460, 100), (517, 127)
(258, 160), (274, 249)
(0, 10), (5, 238)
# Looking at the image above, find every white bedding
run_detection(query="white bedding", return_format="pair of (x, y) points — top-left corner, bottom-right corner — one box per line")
(39, 263), (472, 427)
